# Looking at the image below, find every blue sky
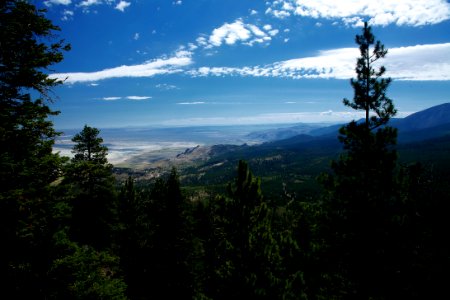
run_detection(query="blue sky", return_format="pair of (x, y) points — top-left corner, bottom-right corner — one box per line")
(39, 0), (450, 129)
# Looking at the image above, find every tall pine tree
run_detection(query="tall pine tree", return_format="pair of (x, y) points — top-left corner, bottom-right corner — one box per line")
(320, 22), (399, 299)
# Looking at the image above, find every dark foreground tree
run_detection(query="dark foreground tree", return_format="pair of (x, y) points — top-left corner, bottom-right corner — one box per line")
(50, 126), (127, 298)
(202, 161), (285, 299)
(0, 0), (70, 296)
(63, 125), (116, 249)
(320, 22), (400, 298)
(117, 169), (195, 299)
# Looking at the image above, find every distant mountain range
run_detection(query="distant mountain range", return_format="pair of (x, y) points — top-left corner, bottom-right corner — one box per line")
(117, 103), (450, 197)
(247, 103), (450, 144)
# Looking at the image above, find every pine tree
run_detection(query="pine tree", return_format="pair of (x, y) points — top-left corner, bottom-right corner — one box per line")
(0, 1), (70, 296)
(343, 22), (396, 128)
(63, 125), (116, 249)
(206, 160), (283, 299)
(320, 22), (399, 298)
(115, 169), (195, 299)
(72, 125), (109, 164)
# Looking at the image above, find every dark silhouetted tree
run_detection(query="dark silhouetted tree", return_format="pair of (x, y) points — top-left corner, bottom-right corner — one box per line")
(117, 169), (195, 299)
(343, 22), (396, 128)
(204, 160), (284, 299)
(0, 0), (70, 296)
(320, 22), (400, 298)
(63, 125), (116, 249)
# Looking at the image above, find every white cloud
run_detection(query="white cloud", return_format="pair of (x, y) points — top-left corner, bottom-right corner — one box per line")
(101, 96), (122, 101)
(99, 96), (151, 101)
(266, 0), (450, 26)
(156, 83), (179, 90)
(250, 9), (258, 15)
(196, 36), (208, 47)
(61, 9), (74, 21)
(187, 43), (198, 51)
(52, 52), (193, 83)
(208, 19), (252, 47)
(173, 1), (182, 5)
(79, 0), (102, 7)
(385, 43), (450, 80)
(189, 43), (450, 81)
(268, 29), (279, 36)
(265, 7), (291, 19)
(133, 33), (140, 40)
(201, 19), (278, 48)
(126, 96), (152, 100)
(45, 0), (71, 5)
(177, 102), (205, 105)
(115, 1), (131, 12)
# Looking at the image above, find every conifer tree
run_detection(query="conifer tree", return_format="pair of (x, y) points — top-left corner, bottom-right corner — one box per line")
(343, 22), (396, 128)
(207, 160), (283, 299)
(0, 0), (70, 296)
(123, 168), (194, 299)
(63, 125), (116, 249)
(320, 22), (399, 298)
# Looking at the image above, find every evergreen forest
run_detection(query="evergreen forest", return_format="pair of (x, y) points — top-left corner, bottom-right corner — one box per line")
(1, 1), (449, 299)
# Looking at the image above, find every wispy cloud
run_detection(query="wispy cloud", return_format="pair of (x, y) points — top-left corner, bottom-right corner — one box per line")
(101, 96), (122, 101)
(189, 43), (450, 81)
(78, 0), (102, 8)
(266, 0), (450, 27)
(61, 9), (74, 21)
(99, 96), (151, 101)
(115, 1), (131, 12)
(44, 0), (71, 6)
(177, 101), (205, 105)
(52, 51), (193, 83)
(156, 83), (179, 90)
(126, 96), (151, 100)
(53, 42), (450, 83)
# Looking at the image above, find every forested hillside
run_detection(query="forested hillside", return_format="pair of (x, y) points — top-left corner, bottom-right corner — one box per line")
(1, 1), (449, 299)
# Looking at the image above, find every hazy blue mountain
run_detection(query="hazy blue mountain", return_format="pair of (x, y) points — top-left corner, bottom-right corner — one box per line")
(248, 103), (450, 144)
(245, 123), (323, 142)
(398, 122), (450, 143)
(395, 103), (450, 132)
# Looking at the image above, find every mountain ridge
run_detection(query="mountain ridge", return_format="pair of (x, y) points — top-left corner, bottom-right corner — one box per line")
(247, 102), (450, 143)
